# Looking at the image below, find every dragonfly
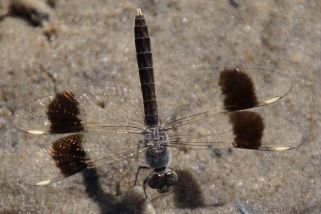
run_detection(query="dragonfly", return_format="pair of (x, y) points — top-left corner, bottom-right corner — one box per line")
(12, 9), (305, 197)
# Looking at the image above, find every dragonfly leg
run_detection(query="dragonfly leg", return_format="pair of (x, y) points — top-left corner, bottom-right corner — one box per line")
(143, 177), (149, 199)
(134, 165), (150, 186)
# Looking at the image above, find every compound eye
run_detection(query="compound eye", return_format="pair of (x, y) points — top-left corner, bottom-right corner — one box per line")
(165, 170), (178, 186)
(148, 173), (165, 189)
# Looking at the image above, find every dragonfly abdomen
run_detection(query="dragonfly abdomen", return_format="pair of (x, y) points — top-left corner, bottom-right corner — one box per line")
(135, 9), (159, 127)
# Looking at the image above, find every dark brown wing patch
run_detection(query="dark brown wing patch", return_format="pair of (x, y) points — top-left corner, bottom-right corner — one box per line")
(229, 111), (264, 149)
(50, 134), (89, 177)
(47, 90), (84, 133)
(219, 69), (258, 111)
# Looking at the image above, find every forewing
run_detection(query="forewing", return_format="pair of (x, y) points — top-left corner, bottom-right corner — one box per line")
(157, 67), (292, 129)
(12, 86), (145, 135)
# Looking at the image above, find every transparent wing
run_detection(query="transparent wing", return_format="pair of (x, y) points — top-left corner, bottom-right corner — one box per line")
(12, 86), (146, 135)
(156, 67), (304, 151)
(165, 108), (306, 151)
(17, 132), (145, 185)
(157, 67), (293, 130)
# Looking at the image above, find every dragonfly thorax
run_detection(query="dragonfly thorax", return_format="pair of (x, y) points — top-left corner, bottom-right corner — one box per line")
(143, 127), (170, 169)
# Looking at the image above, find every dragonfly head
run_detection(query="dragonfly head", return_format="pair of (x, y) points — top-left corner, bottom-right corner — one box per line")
(147, 168), (178, 193)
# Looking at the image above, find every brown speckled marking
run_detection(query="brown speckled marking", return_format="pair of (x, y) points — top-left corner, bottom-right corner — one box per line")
(47, 90), (83, 133)
(229, 111), (264, 149)
(50, 134), (89, 177)
(219, 69), (258, 111)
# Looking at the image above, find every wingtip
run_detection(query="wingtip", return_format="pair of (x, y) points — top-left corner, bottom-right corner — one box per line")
(259, 146), (294, 151)
(27, 130), (46, 135)
(263, 96), (281, 105)
(35, 179), (52, 186)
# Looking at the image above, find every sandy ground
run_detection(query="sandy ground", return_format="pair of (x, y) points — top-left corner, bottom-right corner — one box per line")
(0, 0), (320, 213)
